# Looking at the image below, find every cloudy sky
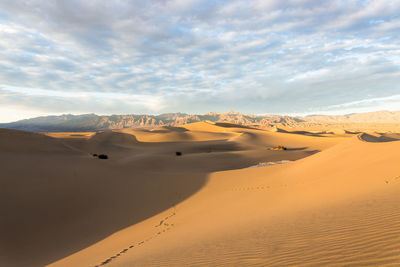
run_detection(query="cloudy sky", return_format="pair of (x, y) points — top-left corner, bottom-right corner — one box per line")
(0, 0), (400, 122)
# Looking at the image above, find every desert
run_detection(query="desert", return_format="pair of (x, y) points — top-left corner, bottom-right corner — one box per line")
(1, 116), (400, 266)
(2, 1), (400, 266)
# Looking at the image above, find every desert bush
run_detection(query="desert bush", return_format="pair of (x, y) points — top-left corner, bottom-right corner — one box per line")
(98, 154), (108, 159)
(92, 153), (98, 157)
(176, 151), (182, 156)
(268, 146), (287, 150)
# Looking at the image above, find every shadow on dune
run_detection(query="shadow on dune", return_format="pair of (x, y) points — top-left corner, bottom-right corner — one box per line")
(285, 147), (309, 151)
(214, 122), (259, 130)
(289, 131), (325, 137)
(0, 151), (208, 267)
(142, 139), (247, 155)
(358, 133), (400, 143)
(149, 126), (189, 133)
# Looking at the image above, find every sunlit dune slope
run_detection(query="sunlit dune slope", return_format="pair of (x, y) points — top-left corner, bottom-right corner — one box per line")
(43, 132), (96, 139)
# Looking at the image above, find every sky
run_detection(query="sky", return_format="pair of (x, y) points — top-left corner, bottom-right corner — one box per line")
(0, 0), (400, 122)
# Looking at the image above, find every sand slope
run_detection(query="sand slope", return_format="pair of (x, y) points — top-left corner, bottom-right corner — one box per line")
(1, 123), (399, 266)
(53, 134), (400, 266)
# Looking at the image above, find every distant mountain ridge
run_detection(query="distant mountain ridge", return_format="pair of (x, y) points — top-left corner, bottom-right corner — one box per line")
(303, 110), (400, 123)
(0, 110), (399, 132)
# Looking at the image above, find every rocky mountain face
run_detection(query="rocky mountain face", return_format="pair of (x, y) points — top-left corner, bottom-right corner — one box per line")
(0, 110), (398, 132)
(0, 111), (302, 132)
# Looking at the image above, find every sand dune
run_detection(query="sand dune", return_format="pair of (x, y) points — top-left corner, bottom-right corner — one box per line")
(119, 122), (236, 142)
(0, 128), (75, 153)
(49, 133), (400, 266)
(1, 122), (399, 266)
(88, 131), (140, 150)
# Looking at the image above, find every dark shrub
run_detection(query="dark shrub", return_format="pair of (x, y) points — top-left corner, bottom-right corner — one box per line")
(98, 154), (108, 159)
(175, 151), (182, 156)
(268, 146), (287, 151)
(92, 153), (98, 157)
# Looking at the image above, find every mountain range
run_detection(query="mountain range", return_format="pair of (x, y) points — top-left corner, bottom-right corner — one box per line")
(1, 110), (399, 132)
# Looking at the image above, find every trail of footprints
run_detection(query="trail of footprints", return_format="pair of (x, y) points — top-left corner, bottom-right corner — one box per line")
(233, 185), (269, 191)
(232, 184), (290, 191)
(234, 174), (400, 191)
(94, 208), (176, 267)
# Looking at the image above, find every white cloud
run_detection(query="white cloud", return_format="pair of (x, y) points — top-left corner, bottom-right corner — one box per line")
(304, 94), (400, 115)
(287, 68), (331, 82)
(0, 106), (56, 123)
(0, 85), (166, 121)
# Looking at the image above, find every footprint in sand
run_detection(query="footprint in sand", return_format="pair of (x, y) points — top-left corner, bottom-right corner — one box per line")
(384, 175), (400, 185)
(155, 219), (164, 227)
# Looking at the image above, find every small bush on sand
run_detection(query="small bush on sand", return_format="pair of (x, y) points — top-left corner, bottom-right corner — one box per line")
(268, 146), (287, 151)
(176, 151), (182, 156)
(92, 153), (98, 157)
(98, 154), (108, 159)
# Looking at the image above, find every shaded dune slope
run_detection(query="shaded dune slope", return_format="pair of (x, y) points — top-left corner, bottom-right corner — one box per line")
(358, 132), (400, 143)
(89, 131), (139, 146)
(0, 129), (208, 267)
(0, 128), (75, 153)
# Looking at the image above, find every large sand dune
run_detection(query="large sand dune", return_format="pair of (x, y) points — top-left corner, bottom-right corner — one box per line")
(1, 122), (399, 266)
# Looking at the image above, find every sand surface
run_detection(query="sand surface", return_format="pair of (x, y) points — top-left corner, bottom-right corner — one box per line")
(1, 122), (400, 266)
